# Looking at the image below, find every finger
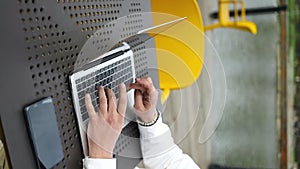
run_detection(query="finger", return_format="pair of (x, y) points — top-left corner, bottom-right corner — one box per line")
(105, 88), (117, 112)
(137, 78), (158, 104)
(137, 77), (153, 85)
(135, 78), (155, 93)
(98, 86), (107, 115)
(134, 89), (144, 110)
(145, 77), (154, 84)
(117, 83), (127, 117)
(128, 83), (146, 92)
(85, 93), (97, 119)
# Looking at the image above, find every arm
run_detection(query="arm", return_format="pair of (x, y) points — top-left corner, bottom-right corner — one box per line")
(139, 116), (199, 169)
(129, 77), (200, 169)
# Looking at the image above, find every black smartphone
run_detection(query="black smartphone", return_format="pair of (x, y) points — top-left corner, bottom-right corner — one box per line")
(24, 97), (64, 169)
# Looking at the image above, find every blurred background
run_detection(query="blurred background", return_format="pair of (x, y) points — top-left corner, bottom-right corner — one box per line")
(162, 0), (299, 169)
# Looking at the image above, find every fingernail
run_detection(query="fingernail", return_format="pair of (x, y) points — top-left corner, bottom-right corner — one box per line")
(85, 93), (90, 99)
(120, 83), (125, 88)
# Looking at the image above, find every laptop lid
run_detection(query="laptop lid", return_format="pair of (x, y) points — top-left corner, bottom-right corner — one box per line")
(74, 17), (187, 71)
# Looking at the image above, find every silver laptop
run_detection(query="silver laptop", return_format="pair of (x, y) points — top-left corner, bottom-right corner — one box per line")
(69, 17), (187, 156)
(70, 42), (135, 155)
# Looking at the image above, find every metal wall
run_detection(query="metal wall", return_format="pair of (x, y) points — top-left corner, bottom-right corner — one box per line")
(0, 1), (158, 169)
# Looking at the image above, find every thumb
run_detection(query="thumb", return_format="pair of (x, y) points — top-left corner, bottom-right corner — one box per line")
(117, 83), (127, 116)
(134, 89), (144, 111)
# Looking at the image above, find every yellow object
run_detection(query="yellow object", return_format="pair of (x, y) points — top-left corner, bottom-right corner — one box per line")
(205, 0), (257, 34)
(151, 0), (205, 103)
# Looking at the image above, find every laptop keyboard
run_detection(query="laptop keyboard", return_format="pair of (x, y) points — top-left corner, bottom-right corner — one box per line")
(74, 56), (134, 122)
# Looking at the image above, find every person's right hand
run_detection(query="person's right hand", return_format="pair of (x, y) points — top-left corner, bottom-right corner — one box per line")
(128, 77), (158, 123)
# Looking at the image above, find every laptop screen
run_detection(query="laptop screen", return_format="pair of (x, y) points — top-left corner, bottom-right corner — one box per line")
(74, 16), (187, 71)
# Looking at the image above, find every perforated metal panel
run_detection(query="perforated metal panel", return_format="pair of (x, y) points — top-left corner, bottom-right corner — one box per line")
(0, 0), (159, 169)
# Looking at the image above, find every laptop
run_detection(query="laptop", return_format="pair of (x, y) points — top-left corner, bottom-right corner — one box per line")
(69, 17), (187, 156)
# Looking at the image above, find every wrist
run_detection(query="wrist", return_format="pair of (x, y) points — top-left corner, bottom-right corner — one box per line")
(88, 142), (113, 159)
(138, 110), (157, 123)
(89, 149), (113, 159)
(137, 111), (159, 127)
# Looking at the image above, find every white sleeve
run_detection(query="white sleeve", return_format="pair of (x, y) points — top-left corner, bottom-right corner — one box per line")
(138, 116), (200, 169)
(83, 157), (116, 169)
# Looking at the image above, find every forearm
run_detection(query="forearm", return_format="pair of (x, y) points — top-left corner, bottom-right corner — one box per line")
(139, 117), (200, 169)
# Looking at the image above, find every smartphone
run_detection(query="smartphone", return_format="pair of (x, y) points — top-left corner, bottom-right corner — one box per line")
(24, 97), (63, 169)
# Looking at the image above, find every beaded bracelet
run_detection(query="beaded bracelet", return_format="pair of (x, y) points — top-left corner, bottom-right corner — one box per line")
(136, 111), (160, 127)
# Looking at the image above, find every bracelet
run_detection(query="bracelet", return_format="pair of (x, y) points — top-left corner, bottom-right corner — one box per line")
(136, 111), (160, 127)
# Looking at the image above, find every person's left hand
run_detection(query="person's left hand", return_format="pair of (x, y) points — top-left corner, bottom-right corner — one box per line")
(84, 83), (127, 159)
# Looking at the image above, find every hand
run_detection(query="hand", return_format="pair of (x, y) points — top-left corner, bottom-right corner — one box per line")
(128, 77), (158, 123)
(84, 83), (127, 159)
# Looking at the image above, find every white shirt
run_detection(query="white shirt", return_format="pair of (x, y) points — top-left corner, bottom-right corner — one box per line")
(83, 117), (200, 169)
